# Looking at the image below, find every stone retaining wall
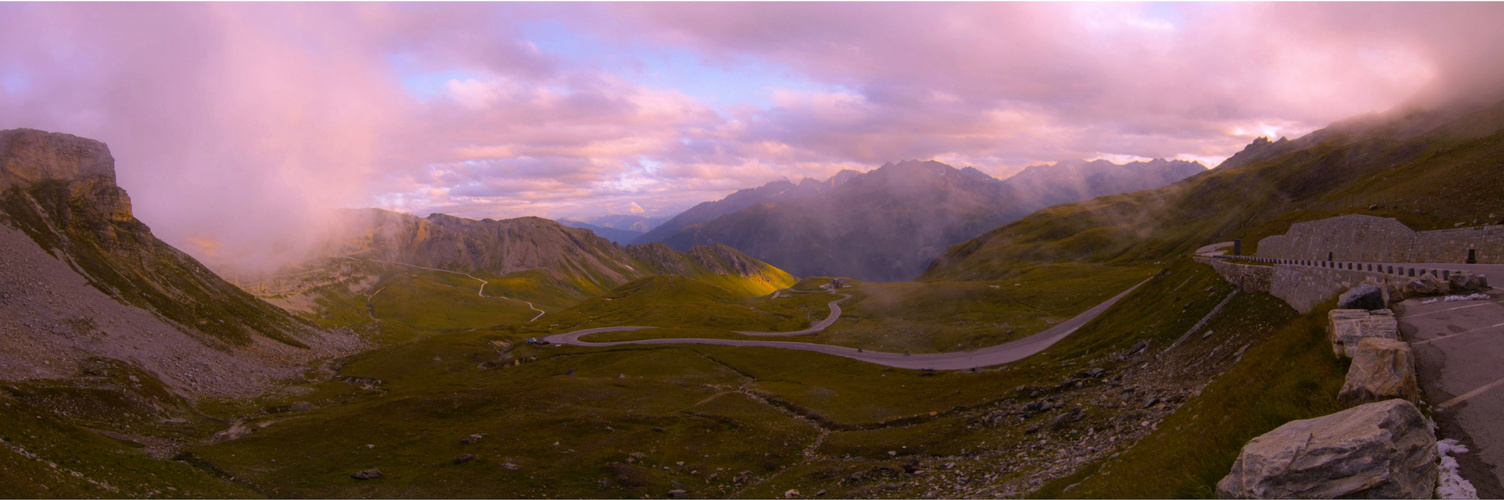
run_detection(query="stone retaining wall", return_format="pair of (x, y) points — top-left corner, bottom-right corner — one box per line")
(1257, 215), (1504, 264)
(1195, 257), (1272, 292)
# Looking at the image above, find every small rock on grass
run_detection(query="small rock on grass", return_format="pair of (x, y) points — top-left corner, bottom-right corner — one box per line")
(454, 454), (475, 464)
(351, 468), (382, 480)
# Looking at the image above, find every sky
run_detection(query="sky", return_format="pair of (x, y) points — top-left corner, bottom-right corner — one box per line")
(2, 2), (1503, 272)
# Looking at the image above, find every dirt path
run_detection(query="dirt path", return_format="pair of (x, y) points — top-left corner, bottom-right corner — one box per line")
(542, 281), (1145, 370)
(357, 259), (544, 322)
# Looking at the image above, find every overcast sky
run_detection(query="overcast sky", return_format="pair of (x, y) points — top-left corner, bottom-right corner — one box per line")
(2, 2), (1502, 271)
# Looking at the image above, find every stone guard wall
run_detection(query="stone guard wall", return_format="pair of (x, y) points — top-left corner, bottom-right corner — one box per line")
(1257, 214), (1504, 264)
(1195, 257), (1402, 313)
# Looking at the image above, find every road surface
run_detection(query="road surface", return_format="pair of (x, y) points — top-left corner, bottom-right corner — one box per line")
(541, 281), (1145, 370)
(1397, 289), (1504, 498)
(733, 293), (851, 336)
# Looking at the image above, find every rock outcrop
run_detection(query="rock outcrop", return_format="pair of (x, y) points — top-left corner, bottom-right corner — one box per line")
(1402, 273), (1449, 296)
(0, 129), (116, 191)
(1327, 309), (1399, 358)
(1338, 338), (1423, 405)
(1448, 272), (1487, 293)
(319, 208), (795, 296)
(1216, 399), (1437, 499)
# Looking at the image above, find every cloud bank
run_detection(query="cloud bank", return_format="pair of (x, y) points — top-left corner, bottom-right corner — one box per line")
(1, 3), (1501, 272)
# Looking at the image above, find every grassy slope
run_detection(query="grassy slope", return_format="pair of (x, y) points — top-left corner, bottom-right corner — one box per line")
(1035, 300), (1349, 497)
(1, 181), (310, 348)
(534, 275), (822, 333)
(584, 264), (1154, 355)
(371, 270), (542, 330)
(0, 374), (260, 498)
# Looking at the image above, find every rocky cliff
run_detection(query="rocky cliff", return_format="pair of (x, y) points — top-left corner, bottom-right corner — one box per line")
(0, 128), (363, 397)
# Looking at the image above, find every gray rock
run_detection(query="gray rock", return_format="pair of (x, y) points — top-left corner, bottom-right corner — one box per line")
(1327, 309), (1398, 358)
(454, 453), (475, 464)
(1338, 338), (1422, 406)
(1401, 273), (1448, 296)
(1448, 272), (1485, 293)
(668, 489), (689, 499)
(351, 468), (382, 480)
(1338, 284), (1387, 310)
(1215, 399), (1436, 499)
(1360, 277), (1404, 306)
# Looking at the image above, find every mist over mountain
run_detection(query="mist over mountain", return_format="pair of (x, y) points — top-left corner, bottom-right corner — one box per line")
(632, 170), (861, 245)
(1004, 158), (1206, 208)
(0, 129), (362, 397)
(583, 214), (671, 233)
(643, 158), (1204, 281)
(555, 219), (645, 244)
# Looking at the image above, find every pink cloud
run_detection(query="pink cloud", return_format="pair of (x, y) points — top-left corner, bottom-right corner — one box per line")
(2, 3), (1502, 273)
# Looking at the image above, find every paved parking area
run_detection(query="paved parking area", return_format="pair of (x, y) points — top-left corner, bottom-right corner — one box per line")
(1397, 290), (1504, 498)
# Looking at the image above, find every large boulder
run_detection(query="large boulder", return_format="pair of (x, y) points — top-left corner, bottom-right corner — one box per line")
(1327, 309), (1399, 358)
(1338, 284), (1387, 310)
(1216, 399), (1437, 499)
(1447, 272), (1486, 293)
(1401, 273), (1448, 296)
(1338, 338), (1423, 405)
(1359, 277), (1404, 305)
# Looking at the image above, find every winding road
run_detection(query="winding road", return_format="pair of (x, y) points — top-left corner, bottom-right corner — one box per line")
(542, 281), (1145, 370)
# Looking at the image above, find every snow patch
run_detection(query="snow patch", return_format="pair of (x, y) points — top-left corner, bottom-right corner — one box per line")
(1444, 293), (1491, 302)
(1437, 438), (1479, 499)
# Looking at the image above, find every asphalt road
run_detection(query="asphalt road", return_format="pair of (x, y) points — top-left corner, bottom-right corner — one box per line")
(1397, 289), (1504, 498)
(734, 293), (851, 336)
(541, 281), (1145, 370)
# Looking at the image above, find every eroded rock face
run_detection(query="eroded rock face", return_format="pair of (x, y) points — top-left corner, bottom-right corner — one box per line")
(0, 129), (116, 191)
(1327, 309), (1399, 358)
(1216, 399), (1437, 499)
(1338, 284), (1387, 310)
(0, 129), (134, 225)
(1339, 338), (1422, 405)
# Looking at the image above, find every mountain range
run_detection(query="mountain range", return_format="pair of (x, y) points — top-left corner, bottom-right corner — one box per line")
(556, 214), (671, 244)
(923, 97), (1504, 281)
(635, 158), (1204, 281)
(316, 208), (795, 298)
